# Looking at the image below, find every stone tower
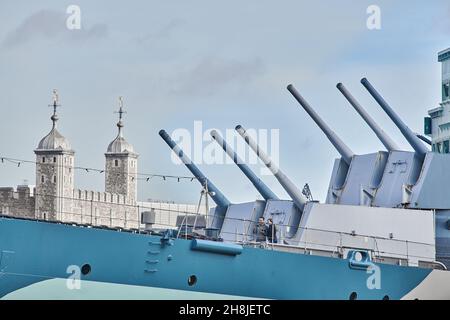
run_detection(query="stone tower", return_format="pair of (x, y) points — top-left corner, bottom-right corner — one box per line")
(34, 90), (74, 220)
(105, 97), (138, 203)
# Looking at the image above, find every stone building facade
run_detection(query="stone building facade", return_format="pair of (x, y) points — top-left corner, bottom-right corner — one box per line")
(0, 94), (203, 228)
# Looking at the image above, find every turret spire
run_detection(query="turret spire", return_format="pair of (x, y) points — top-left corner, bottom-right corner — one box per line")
(49, 89), (60, 129)
(114, 96), (126, 137)
(106, 96), (134, 154)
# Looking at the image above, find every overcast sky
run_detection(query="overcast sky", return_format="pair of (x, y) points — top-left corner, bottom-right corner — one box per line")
(0, 0), (449, 204)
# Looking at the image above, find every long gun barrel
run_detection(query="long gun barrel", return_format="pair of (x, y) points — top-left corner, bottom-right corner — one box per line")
(159, 130), (231, 208)
(210, 130), (279, 201)
(360, 78), (428, 157)
(337, 82), (400, 152)
(235, 125), (307, 211)
(287, 84), (354, 165)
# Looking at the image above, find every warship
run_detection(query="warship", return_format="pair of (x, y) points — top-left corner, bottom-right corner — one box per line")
(2, 48), (450, 300)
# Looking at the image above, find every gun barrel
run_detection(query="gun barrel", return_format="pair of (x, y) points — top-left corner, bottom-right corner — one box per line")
(337, 82), (400, 152)
(360, 78), (428, 157)
(287, 84), (354, 165)
(159, 130), (231, 208)
(416, 133), (432, 146)
(210, 130), (279, 201)
(235, 125), (307, 211)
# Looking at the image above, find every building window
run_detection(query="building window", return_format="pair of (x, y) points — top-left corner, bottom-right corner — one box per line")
(42, 157), (46, 163)
(115, 159), (119, 167)
(53, 157), (57, 163)
(443, 82), (449, 101)
(41, 175), (45, 183)
(53, 176), (57, 183)
(444, 141), (450, 154)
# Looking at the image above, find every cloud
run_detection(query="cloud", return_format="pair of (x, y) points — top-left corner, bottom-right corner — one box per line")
(170, 56), (265, 96)
(2, 9), (108, 48)
(136, 19), (186, 45)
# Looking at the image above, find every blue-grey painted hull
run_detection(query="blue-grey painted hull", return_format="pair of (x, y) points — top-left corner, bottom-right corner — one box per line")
(0, 217), (433, 299)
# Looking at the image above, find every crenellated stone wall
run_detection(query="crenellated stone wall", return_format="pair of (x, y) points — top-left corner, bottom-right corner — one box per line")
(0, 186), (35, 218)
(63, 188), (139, 228)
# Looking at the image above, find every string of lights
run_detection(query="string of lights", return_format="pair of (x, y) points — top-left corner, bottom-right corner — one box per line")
(0, 155), (196, 183)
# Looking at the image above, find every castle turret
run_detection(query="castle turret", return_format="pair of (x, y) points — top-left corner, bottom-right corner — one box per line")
(34, 90), (74, 220)
(105, 97), (138, 203)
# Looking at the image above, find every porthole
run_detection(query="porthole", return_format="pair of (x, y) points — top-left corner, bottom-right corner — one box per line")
(349, 292), (357, 300)
(188, 275), (197, 286)
(354, 251), (363, 262)
(81, 264), (91, 275)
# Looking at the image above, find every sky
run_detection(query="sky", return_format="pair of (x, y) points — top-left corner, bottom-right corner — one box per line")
(0, 0), (449, 205)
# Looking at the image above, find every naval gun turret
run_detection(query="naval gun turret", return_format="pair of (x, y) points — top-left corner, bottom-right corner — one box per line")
(359, 78), (428, 207)
(287, 84), (388, 206)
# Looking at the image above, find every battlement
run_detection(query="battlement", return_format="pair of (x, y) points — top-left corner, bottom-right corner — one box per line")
(0, 185), (35, 199)
(72, 189), (134, 206)
(0, 185), (35, 218)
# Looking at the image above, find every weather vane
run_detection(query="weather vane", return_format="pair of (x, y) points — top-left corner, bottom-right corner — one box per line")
(49, 89), (61, 127)
(115, 96), (127, 121)
(52, 89), (59, 106)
